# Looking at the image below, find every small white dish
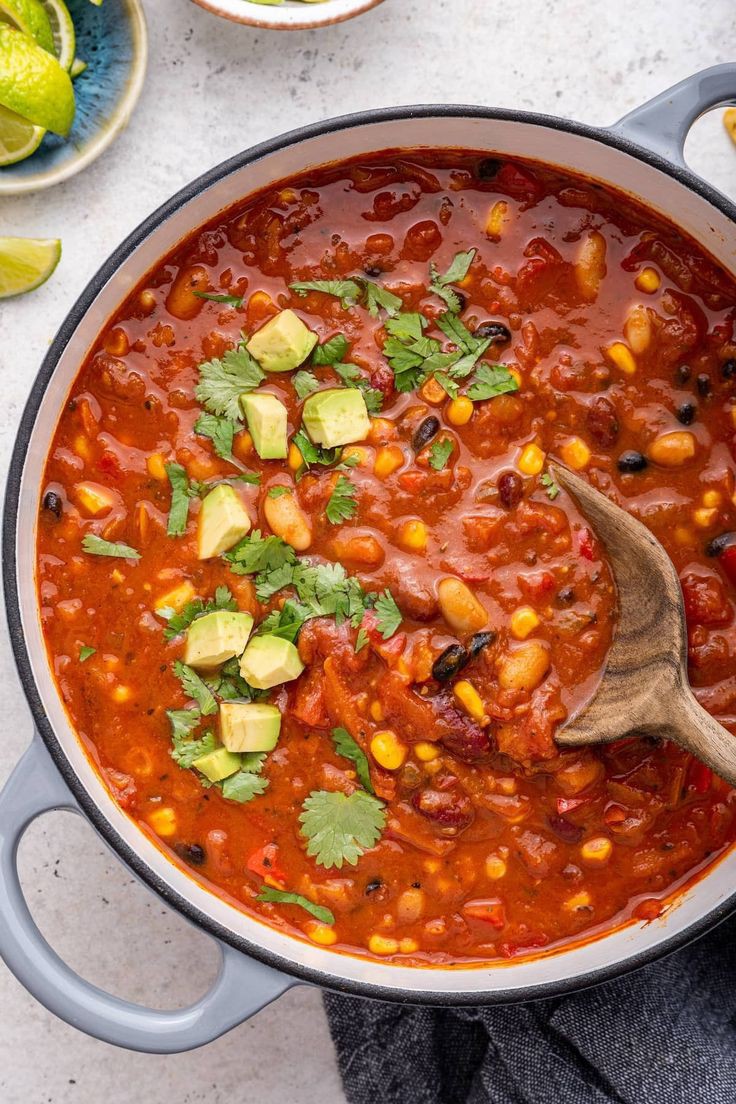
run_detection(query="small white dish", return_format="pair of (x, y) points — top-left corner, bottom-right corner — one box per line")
(190, 0), (385, 31)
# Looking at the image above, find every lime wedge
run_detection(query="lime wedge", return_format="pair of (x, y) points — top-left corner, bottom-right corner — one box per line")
(38, 0), (75, 70)
(0, 236), (61, 298)
(0, 25), (74, 136)
(0, 102), (44, 165)
(70, 56), (86, 78)
(0, 0), (54, 52)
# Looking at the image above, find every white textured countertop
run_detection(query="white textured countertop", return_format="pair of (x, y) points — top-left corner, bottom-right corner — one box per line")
(1, 1), (735, 1100)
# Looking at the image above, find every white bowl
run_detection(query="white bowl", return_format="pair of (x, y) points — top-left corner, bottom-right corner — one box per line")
(190, 0), (385, 30)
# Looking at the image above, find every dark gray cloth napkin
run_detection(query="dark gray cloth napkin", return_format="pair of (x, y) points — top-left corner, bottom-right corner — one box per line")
(324, 912), (736, 1104)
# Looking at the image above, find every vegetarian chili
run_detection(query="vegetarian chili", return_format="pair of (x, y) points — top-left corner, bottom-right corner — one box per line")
(37, 150), (736, 964)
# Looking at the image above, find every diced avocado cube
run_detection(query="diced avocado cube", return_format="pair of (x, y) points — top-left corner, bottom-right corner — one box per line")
(192, 745), (242, 783)
(239, 635), (304, 690)
(219, 701), (282, 753)
(246, 309), (318, 373)
(302, 388), (370, 449)
(197, 484), (251, 560)
(183, 610), (254, 671)
(241, 392), (288, 460)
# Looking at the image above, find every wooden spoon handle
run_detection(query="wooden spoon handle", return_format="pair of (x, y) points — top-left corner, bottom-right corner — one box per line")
(667, 691), (736, 788)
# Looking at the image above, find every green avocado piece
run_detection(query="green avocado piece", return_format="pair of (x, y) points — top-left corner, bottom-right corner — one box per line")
(246, 309), (317, 373)
(197, 484), (251, 560)
(219, 701), (282, 753)
(183, 610), (254, 670)
(239, 635), (304, 690)
(192, 745), (242, 783)
(241, 392), (288, 460)
(302, 388), (370, 449)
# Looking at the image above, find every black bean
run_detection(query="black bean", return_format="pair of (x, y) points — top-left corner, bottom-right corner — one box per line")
(722, 359), (736, 380)
(697, 373), (713, 398)
(179, 844), (206, 866)
(432, 643), (470, 683)
(467, 631), (496, 659)
(617, 450), (648, 473)
(413, 415), (440, 451)
(477, 157), (501, 180)
(364, 265), (383, 278)
(453, 291), (467, 314)
(365, 879), (383, 895)
(706, 531), (736, 558)
(42, 491), (63, 518)
(498, 470), (524, 509)
(548, 815), (583, 844)
(557, 586), (576, 605)
(675, 364), (691, 384)
(676, 401), (696, 426)
(474, 321), (512, 344)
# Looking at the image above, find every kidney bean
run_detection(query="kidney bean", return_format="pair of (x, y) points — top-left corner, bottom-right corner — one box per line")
(498, 470), (524, 509)
(547, 814), (584, 844)
(413, 415), (440, 452)
(412, 788), (474, 831)
(587, 396), (620, 448)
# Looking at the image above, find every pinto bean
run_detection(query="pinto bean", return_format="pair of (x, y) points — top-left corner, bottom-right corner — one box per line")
(497, 641), (550, 692)
(437, 577), (488, 633)
(264, 488), (312, 550)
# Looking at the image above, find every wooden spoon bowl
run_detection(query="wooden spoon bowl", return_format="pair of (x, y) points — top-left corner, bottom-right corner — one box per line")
(550, 462), (736, 786)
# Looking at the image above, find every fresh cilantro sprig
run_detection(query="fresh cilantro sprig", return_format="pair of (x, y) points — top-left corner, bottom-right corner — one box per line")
(173, 661), (218, 716)
(222, 768), (269, 804)
(166, 462), (192, 537)
(256, 887), (335, 926)
(429, 438), (454, 471)
(291, 277), (402, 318)
(225, 529), (297, 576)
(79, 645), (96, 662)
(293, 370), (320, 401)
(313, 334), (350, 364)
(194, 413), (235, 462)
(292, 430), (342, 471)
(541, 472), (560, 500)
(300, 789), (386, 869)
(82, 535), (140, 560)
(193, 291), (244, 308)
(331, 727), (373, 794)
(160, 585), (237, 641)
(326, 475), (358, 525)
(373, 590), (403, 639)
(195, 338), (264, 422)
(467, 364), (519, 401)
(333, 363), (383, 414)
(429, 249), (475, 312)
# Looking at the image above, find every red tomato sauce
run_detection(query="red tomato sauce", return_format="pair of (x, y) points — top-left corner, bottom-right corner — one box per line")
(37, 150), (736, 964)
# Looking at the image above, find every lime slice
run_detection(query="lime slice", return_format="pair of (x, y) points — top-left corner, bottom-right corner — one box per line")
(37, 0), (75, 70)
(70, 56), (86, 78)
(0, 0), (54, 52)
(0, 25), (74, 136)
(0, 236), (61, 299)
(0, 102), (44, 165)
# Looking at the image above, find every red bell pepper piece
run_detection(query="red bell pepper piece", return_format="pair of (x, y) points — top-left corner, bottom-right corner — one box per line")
(247, 843), (286, 882)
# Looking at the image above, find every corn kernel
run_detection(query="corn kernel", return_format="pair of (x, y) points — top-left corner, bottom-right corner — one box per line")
(148, 807), (177, 838)
(155, 581), (196, 614)
(693, 507), (718, 529)
(424, 759), (443, 776)
(112, 684), (133, 704)
(702, 490), (722, 508)
(368, 934), (399, 956)
(72, 434), (92, 461)
(342, 445), (369, 467)
(564, 891), (593, 912)
(510, 606), (540, 640)
(605, 341), (637, 377)
(446, 396), (474, 426)
(75, 482), (115, 517)
(674, 526), (695, 547)
(397, 518), (428, 553)
(399, 938), (418, 954)
(306, 922), (338, 946)
(420, 376), (447, 405)
(453, 680), (487, 723)
(370, 700), (384, 723)
(414, 741), (440, 762)
(485, 200), (509, 240)
(635, 267), (661, 294)
(370, 730), (407, 771)
(559, 437), (591, 471)
(288, 442), (303, 472)
(485, 855), (507, 880)
(580, 837), (613, 866)
(110, 569), (125, 586)
(517, 443), (546, 476)
(374, 445), (404, 478)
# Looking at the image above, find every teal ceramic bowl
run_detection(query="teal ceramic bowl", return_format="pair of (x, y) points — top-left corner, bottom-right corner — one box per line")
(0, 0), (148, 195)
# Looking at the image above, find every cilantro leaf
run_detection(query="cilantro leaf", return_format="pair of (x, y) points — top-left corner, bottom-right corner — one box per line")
(467, 364), (519, 402)
(194, 413), (235, 461)
(433, 370), (459, 398)
(293, 370), (320, 401)
(224, 529), (297, 576)
(79, 645), (95, 662)
(189, 473), (260, 497)
(429, 439), (454, 471)
(326, 475), (358, 525)
(221, 769), (269, 804)
(383, 314), (459, 393)
(173, 661), (218, 716)
(373, 590), (402, 639)
(333, 363), (383, 414)
(292, 430), (342, 469)
(267, 485), (291, 499)
(364, 281), (402, 318)
(82, 535), (140, 560)
(167, 707), (201, 743)
(313, 334), (350, 365)
(429, 250), (475, 312)
(257, 599), (313, 643)
(165, 462), (192, 537)
(541, 472), (560, 500)
(386, 313), (425, 341)
(256, 887), (335, 926)
(193, 291), (244, 307)
(195, 340), (264, 422)
(168, 711), (218, 770)
(331, 727), (373, 794)
(299, 789), (386, 869)
(162, 586), (237, 641)
(291, 279), (363, 310)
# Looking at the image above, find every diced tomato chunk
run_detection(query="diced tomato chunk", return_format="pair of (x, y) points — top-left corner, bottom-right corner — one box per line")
(463, 899), (507, 929)
(578, 527), (595, 561)
(247, 844), (286, 883)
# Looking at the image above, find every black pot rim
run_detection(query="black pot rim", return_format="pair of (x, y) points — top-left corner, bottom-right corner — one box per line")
(5, 102), (736, 1009)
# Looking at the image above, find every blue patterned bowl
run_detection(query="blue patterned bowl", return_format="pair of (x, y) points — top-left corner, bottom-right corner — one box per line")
(0, 0), (148, 195)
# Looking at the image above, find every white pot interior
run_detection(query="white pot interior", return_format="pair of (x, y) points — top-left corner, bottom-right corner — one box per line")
(15, 112), (736, 998)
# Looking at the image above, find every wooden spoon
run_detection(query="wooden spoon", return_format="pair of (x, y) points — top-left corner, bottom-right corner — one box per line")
(549, 462), (736, 786)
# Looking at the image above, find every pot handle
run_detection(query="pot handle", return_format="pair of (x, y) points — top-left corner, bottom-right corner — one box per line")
(0, 735), (294, 1053)
(610, 63), (736, 168)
